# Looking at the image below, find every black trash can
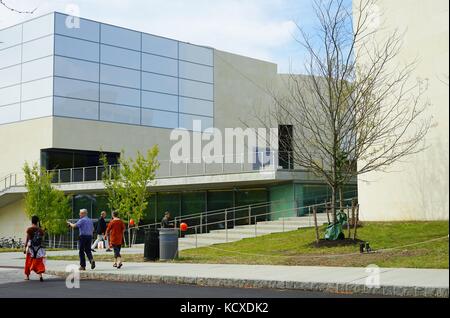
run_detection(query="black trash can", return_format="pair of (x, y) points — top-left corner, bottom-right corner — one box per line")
(144, 229), (159, 261)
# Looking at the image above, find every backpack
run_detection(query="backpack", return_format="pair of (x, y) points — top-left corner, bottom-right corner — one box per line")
(29, 229), (42, 259)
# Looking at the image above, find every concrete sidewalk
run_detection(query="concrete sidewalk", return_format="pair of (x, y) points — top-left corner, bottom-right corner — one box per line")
(0, 251), (448, 298)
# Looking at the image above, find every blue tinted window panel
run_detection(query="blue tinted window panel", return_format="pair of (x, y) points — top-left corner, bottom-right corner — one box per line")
(100, 24), (140, 51)
(101, 45), (140, 70)
(100, 84), (140, 107)
(54, 96), (99, 120)
(0, 65), (21, 88)
(100, 103), (140, 125)
(20, 96), (53, 120)
(55, 13), (100, 42)
(54, 56), (99, 82)
(54, 77), (99, 101)
(179, 43), (213, 66)
(179, 114), (214, 132)
(179, 61), (213, 83)
(0, 25), (22, 50)
(22, 35), (54, 63)
(22, 13), (54, 42)
(141, 91), (178, 112)
(141, 72), (177, 95)
(142, 34), (178, 59)
(21, 56), (53, 82)
(100, 64), (140, 89)
(179, 97), (213, 117)
(141, 53), (178, 76)
(179, 79), (213, 101)
(21, 77), (53, 102)
(142, 109), (178, 129)
(55, 35), (99, 62)
(0, 85), (20, 106)
(0, 104), (20, 124)
(0, 46), (21, 69)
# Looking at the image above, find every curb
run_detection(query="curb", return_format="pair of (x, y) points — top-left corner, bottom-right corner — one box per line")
(46, 270), (449, 298)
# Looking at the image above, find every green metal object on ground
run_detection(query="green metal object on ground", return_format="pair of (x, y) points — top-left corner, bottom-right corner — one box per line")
(324, 211), (348, 240)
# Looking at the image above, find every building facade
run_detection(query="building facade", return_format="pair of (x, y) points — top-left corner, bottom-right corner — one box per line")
(354, 0), (449, 221)
(0, 12), (357, 239)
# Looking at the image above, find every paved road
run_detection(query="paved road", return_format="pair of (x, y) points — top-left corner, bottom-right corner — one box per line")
(0, 268), (377, 298)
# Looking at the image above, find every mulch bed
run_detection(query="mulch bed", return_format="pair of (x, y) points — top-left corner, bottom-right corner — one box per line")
(310, 238), (365, 248)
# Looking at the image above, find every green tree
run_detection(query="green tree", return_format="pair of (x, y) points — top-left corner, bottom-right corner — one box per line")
(23, 162), (71, 247)
(101, 146), (160, 246)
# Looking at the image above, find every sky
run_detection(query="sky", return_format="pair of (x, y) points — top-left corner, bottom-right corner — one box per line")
(0, 0), (351, 73)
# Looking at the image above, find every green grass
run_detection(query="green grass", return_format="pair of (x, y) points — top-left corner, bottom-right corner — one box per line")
(48, 221), (449, 269)
(0, 248), (23, 253)
(0, 248), (65, 253)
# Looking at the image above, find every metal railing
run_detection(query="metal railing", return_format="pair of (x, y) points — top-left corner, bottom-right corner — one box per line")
(42, 196), (358, 250)
(184, 197), (358, 248)
(135, 196), (358, 246)
(0, 151), (295, 191)
(1, 150), (350, 194)
(46, 150), (289, 184)
(0, 173), (23, 193)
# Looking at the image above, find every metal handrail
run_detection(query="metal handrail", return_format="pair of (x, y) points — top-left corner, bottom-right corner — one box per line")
(138, 196), (358, 231)
(175, 197), (358, 247)
(38, 150), (297, 184)
(0, 173), (21, 193)
(42, 196), (358, 250)
(172, 188), (357, 225)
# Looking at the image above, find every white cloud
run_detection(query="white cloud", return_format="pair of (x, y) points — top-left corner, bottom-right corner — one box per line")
(1, 0), (298, 69)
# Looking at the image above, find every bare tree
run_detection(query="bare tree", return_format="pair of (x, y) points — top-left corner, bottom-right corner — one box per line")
(259, 0), (431, 225)
(0, 1), (37, 14)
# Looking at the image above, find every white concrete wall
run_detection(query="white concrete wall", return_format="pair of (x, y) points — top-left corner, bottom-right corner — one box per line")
(0, 199), (28, 240)
(355, 0), (449, 220)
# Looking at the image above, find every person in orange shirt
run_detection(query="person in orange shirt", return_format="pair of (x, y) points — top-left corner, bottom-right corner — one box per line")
(105, 211), (126, 269)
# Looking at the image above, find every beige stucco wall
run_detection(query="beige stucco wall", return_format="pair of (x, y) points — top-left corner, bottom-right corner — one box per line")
(214, 50), (278, 130)
(0, 198), (28, 239)
(0, 117), (53, 179)
(355, 0), (449, 220)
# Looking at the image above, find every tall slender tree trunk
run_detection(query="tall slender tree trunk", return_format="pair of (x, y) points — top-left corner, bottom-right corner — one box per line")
(312, 207), (320, 243)
(331, 185), (337, 223)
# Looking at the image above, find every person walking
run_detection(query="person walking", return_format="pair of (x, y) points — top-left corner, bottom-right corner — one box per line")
(67, 209), (96, 271)
(105, 211), (126, 269)
(24, 215), (46, 282)
(91, 211), (111, 252)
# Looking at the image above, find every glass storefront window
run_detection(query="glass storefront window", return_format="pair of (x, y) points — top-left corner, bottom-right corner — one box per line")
(156, 193), (180, 221)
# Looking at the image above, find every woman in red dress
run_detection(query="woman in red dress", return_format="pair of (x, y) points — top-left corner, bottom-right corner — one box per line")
(24, 215), (46, 282)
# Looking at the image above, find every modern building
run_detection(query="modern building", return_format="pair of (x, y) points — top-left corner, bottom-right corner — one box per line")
(354, 0), (449, 221)
(0, 12), (357, 239)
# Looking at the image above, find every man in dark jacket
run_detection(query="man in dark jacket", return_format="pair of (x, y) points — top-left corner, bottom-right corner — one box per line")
(161, 211), (173, 228)
(91, 211), (111, 251)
